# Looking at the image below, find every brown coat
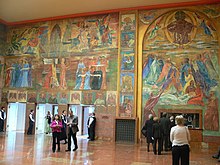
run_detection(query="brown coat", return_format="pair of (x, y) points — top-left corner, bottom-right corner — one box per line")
(66, 115), (79, 134)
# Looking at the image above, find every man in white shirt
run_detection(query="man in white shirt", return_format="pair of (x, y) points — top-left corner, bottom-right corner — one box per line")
(27, 110), (35, 135)
(0, 107), (6, 132)
(87, 113), (96, 141)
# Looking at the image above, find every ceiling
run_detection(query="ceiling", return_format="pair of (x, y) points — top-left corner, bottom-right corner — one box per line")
(0, 0), (213, 23)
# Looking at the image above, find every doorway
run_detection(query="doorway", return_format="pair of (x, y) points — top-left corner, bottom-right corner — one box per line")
(68, 105), (95, 136)
(6, 103), (26, 132)
(35, 104), (58, 134)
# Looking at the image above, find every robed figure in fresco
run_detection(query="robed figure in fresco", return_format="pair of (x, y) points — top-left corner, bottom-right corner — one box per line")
(167, 11), (194, 46)
(204, 91), (219, 131)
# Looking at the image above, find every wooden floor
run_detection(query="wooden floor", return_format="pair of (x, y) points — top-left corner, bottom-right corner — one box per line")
(0, 132), (219, 165)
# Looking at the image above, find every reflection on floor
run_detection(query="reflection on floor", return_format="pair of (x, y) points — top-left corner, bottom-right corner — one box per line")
(0, 132), (219, 165)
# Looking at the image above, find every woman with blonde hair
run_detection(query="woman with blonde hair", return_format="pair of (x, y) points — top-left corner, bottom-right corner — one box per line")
(170, 115), (191, 165)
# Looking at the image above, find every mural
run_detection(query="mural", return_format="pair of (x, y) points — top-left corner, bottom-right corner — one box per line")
(6, 14), (118, 57)
(119, 94), (134, 117)
(1, 91), (8, 103)
(0, 23), (7, 56)
(47, 92), (58, 104)
(93, 92), (106, 106)
(119, 13), (136, 117)
(27, 92), (37, 103)
(141, 8), (220, 132)
(17, 91), (27, 102)
(69, 91), (81, 104)
(106, 91), (117, 106)
(8, 90), (17, 102)
(81, 92), (93, 105)
(4, 57), (33, 88)
(3, 14), (119, 93)
(37, 92), (47, 103)
(1, 4), (220, 140)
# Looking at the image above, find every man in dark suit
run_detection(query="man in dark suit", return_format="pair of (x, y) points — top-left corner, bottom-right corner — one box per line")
(27, 110), (35, 135)
(160, 112), (170, 151)
(152, 117), (163, 155)
(87, 112), (96, 141)
(87, 113), (92, 139)
(66, 110), (79, 152)
(0, 107), (6, 132)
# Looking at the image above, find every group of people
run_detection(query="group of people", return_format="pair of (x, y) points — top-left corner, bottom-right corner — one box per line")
(142, 113), (190, 165)
(44, 110), (96, 153)
(50, 110), (96, 153)
(7, 107), (96, 153)
(50, 110), (79, 153)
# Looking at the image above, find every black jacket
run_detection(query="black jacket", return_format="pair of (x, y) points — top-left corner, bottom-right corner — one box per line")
(160, 117), (170, 135)
(152, 122), (162, 139)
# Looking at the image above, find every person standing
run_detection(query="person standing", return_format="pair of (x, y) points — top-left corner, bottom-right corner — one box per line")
(0, 107), (6, 132)
(45, 111), (52, 134)
(27, 110), (35, 135)
(60, 110), (67, 144)
(168, 116), (176, 149)
(143, 114), (154, 152)
(50, 114), (63, 153)
(160, 112), (170, 151)
(152, 117), (162, 155)
(87, 113), (92, 139)
(87, 112), (96, 141)
(66, 110), (79, 152)
(170, 115), (191, 165)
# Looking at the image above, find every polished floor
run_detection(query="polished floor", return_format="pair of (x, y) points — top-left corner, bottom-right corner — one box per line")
(0, 132), (219, 165)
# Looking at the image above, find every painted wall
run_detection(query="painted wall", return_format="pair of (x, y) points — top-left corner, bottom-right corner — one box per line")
(1, 3), (220, 140)
(139, 4), (220, 137)
(1, 14), (119, 140)
(0, 23), (6, 101)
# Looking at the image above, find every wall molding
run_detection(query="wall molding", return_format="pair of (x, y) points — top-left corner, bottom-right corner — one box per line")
(0, 0), (220, 26)
(203, 136), (220, 144)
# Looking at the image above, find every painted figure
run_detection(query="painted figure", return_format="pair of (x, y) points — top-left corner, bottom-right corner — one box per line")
(21, 60), (31, 87)
(144, 91), (163, 119)
(187, 83), (204, 106)
(60, 58), (67, 89)
(204, 91), (219, 131)
(167, 11), (194, 45)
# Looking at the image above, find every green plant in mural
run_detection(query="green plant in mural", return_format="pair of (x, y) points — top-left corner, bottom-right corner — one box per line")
(7, 29), (27, 55)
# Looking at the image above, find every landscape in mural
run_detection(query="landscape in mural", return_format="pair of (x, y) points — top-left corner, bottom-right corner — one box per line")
(141, 6), (220, 132)
(1, 13), (119, 106)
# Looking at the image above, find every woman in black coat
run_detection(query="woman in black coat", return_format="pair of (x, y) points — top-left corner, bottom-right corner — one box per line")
(143, 114), (154, 152)
(60, 110), (67, 144)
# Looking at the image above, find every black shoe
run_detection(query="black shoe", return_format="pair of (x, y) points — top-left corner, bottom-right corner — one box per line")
(57, 149), (60, 152)
(52, 150), (55, 153)
(158, 153), (162, 155)
(212, 154), (219, 159)
(65, 149), (71, 152)
(73, 147), (78, 151)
